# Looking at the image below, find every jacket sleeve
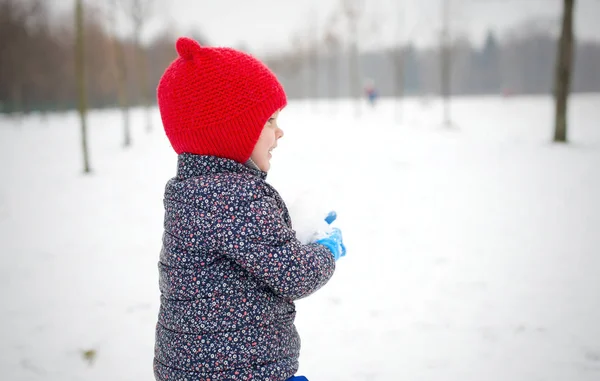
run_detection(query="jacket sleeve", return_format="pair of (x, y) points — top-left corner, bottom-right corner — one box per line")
(216, 194), (336, 300)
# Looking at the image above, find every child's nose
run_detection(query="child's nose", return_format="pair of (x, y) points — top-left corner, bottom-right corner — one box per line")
(277, 127), (284, 139)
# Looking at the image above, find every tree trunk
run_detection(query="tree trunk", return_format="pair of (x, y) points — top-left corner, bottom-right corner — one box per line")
(139, 48), (152, 133)
(394, 50), (404, 123)
(310, 12), (319, 112)
(75, 0), (91, 174)
(110, 1), (131, 147)
(553, 0), (575, 143)
(118, 39), (132, 147)
(312, 49), (319, 111)
(349, 27), (361, 117)
(440, 0), (451, 127)
(135, 32), (152, 132)
(9, 51), (24, 121)
(133, 26), (152, 133)
(328, 51), (339, 113)
(10, 79), (23, 122)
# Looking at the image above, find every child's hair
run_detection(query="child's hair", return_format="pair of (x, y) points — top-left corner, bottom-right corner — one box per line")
(157, 37), (287, 162)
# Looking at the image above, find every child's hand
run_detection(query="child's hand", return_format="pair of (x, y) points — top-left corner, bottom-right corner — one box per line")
(316, 227), (346, 261)
(315, 211), (346, 260)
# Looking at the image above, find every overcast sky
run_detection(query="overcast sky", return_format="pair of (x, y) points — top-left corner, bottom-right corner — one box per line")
(50, 0), (600, 54)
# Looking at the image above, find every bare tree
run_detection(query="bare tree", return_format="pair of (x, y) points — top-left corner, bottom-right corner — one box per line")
(291, 15), (319, 109)
(440, 0), (452, 127)
(389, 3), (408, 123)
(324, 28), (341, 112)
(389, 16), (420, 123)
(309, 9), (319, 111)
(341, 0), (363, 117)
(109, 0), (131, 147)
(287, 33), (308, 102)
(0, 0), (44, 117)
(125, 0), (154, 132)
(75, 0), (91, 173)
(390, 47), (405, 122)
(4, 2), (25, 118)
(553, 0), (575, 143)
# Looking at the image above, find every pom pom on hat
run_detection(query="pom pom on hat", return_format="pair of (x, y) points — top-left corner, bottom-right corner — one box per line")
(157, 37), (287, 163)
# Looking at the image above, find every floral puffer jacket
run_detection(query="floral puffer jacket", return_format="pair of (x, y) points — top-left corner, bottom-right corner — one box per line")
(154, 153), (336, 381)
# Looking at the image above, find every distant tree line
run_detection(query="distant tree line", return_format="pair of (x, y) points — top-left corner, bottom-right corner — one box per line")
(0, 0), (185, 114)
(267, 29), (600, 100)
(1, 0), (598, 115)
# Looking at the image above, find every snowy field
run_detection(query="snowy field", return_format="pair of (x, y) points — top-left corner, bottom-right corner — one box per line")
(1, 94), (599, 381)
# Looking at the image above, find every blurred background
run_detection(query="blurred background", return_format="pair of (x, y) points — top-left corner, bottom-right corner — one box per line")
(1, 0), (599, 115)
(1, 1), (599, 381)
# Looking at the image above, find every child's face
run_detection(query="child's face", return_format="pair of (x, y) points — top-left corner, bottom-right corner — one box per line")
(250, 110), (283, 172)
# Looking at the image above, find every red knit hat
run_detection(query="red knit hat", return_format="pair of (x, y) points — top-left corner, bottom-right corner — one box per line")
(157, 37), (287, 163)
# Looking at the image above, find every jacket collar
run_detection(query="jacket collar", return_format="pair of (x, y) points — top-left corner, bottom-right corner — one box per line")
(176, 153), (268, 180)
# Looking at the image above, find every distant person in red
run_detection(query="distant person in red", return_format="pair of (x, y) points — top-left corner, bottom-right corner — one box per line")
(364, 79), (379, 107)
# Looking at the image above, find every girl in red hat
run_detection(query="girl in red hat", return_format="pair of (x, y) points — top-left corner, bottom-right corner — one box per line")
(153, 37), (346, 381)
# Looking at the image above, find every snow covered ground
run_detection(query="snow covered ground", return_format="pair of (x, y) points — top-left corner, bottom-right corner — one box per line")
(1, 94), (599, 381)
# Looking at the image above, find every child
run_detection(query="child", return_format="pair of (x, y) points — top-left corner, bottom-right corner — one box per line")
(154, 37), (347, 381)
(364, 79), (379, 107)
